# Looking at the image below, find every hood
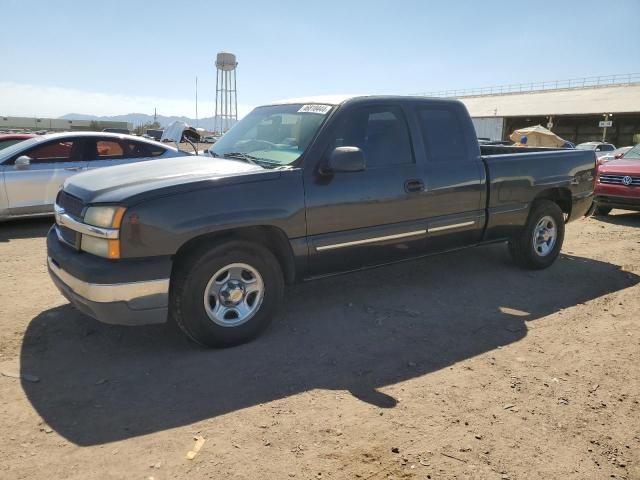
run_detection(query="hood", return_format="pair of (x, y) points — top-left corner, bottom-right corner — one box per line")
(64, 155), (270, 204)
(598, 158), (640, 175)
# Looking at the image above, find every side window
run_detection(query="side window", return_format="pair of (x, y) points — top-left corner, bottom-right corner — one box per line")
(96, 140), (124, 159)
(121, 140), (153, 158)
(600, 144), (614, 152)
(418, 108), (467, 162)
(329, 106), (413, 167)
(121, 141), (166, 158)
(21, 140), (79, 164)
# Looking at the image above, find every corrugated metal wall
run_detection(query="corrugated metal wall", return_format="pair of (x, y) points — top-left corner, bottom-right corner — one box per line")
(471, 117), (504, 141)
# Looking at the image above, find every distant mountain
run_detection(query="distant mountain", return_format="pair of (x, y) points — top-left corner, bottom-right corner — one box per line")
(59, 113), (235, 131)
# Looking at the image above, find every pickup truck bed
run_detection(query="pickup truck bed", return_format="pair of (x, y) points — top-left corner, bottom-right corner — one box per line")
(47, 95), (596, 347)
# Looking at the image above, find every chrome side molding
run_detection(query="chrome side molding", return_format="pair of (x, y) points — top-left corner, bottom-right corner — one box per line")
(427, 220), (475, 233)
(316, 230), (427, 251)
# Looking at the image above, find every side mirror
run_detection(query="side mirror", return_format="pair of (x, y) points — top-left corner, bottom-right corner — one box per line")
(614, 153), (623, 159)
(15, 155), (31, 169)
(321, 146), (366, 175)
(595, 148), (601, 152)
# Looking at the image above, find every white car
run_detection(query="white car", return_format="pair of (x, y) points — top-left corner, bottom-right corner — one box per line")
(576, 142), (616, 158)
(0, 132), (184, 220)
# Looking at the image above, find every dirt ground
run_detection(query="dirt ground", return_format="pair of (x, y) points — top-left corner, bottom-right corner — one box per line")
(1, 212), (639, 480)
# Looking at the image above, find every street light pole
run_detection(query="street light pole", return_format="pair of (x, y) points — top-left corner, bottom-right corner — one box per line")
(602, 113), (612, 142)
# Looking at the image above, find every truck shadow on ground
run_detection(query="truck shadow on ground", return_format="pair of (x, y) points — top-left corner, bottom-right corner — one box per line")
(592, 211), (640, 227)
(0, 217), (52, 242)
(21, 244), (639, 446)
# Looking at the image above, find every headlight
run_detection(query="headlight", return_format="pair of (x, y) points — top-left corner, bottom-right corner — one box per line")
(84, 206), (126, 228)
(80, 206), (126, 259)
(81, 234), (121, 259)
(81, 235), (109, 257)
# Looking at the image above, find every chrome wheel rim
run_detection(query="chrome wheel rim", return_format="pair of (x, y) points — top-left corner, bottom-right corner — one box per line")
(203, 263), (264, 327)
(532, 215), (557, 257)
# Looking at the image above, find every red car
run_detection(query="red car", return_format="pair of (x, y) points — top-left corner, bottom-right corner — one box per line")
(0, 133), (36, 151)
(593, 144), (640, 215)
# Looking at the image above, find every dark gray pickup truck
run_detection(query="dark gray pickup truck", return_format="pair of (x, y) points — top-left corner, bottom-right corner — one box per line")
(47, 95), (595, 347)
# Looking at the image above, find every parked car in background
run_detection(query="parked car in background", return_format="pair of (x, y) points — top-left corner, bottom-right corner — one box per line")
(0, 133), (35, 151)
(577, 142), (616, 158)
(145, 129), (164, 141)
(597, 146), (633, 165)
(102, 128), (130, 134)
(0, 132), (184, 220)
(202, 135), (219, 143)
(48, 95), (595, 347)
(593, 144), (640, 215)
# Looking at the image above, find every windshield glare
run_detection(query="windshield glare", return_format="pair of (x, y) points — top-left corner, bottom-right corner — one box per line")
(209, 104), (332, 166)
(623, 144), (640, 159)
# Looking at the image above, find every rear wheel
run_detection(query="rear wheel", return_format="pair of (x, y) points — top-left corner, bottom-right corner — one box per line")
(593, 205), (611, 216)
(170, 240), (284, 347)
(508, 200), (565, 270)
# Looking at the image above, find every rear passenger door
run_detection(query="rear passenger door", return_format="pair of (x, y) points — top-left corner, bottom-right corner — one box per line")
(415, 104), (486, 250)
(304, 103), (429, 276)
(85, 137), (166, 169)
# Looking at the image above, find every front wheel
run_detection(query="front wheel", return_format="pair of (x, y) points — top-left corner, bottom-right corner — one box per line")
(508, 200), (565, 270)
(170, 240), (284, 348)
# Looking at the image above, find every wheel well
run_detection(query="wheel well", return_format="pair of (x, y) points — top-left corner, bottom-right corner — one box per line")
(171, 226), (297, 284)
(533, 188), (572, 217)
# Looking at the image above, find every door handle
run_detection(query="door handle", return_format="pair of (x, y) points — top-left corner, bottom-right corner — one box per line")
(404, 179), (424, 193)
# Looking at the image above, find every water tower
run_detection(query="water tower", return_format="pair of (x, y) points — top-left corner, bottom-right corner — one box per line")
(214, 52), (238, 134)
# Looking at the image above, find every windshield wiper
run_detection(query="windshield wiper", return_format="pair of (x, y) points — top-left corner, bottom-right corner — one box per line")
(217, 152), (283, 169)
(221, 152), (260, 166)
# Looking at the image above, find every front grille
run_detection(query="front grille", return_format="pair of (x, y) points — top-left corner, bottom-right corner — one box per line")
(57, 225), (79, 248)
(57, 191), (85, 219)
(598, 174), (640, 186)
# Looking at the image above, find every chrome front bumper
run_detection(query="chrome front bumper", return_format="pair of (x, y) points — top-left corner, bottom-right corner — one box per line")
(48, 257), (169, 326)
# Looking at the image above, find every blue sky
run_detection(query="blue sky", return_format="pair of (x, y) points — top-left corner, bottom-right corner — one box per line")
(1, 0), (639, 118)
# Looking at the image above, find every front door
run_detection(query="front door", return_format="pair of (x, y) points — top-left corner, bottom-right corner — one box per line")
(3, 138), (87, 216)
(303, 103), (429, 276)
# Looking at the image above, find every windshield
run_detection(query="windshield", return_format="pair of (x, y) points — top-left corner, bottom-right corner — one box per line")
(0, 136), (44, 161)
(623, 144), (640, 159)
(0, 139), (28, 151)
(209, 104), (333, 167)
(576, 143), (597, 150)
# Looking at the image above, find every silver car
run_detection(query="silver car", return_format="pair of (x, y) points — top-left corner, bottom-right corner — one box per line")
(0, 132), (184, 220)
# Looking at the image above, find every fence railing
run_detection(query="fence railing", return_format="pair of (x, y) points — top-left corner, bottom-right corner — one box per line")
(412, 73), (640, 98)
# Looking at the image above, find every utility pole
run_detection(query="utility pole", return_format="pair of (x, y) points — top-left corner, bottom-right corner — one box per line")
(601, 113), (612, 142)
(195, 76), (199, 128)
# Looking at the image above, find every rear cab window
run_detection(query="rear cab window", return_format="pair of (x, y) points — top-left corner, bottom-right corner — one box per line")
(416, 106), (468, 162)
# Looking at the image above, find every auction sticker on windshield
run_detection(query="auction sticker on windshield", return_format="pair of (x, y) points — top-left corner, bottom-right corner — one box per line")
(298, 104), (333, 114)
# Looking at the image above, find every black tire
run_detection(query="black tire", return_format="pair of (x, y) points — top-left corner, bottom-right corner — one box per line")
(508, 200), (565, 270)
(170, 240), (284, 348)
(593, 205), (611, 216)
